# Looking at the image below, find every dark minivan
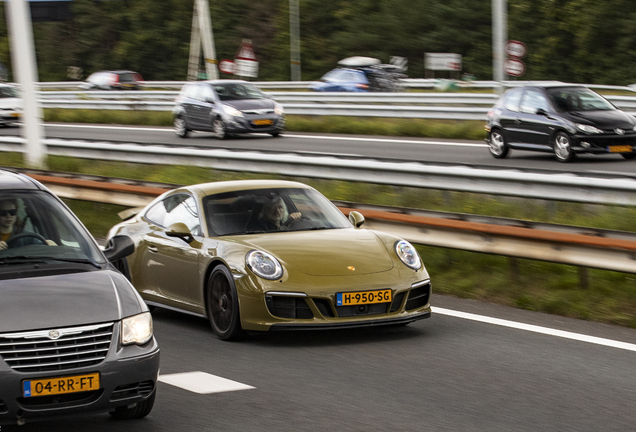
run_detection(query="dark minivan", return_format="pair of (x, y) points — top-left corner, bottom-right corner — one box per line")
(486, 84), (636, 162)
(0, 169), (159, 426)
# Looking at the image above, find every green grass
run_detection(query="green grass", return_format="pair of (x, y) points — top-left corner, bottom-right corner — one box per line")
(42, 109), (487, 140)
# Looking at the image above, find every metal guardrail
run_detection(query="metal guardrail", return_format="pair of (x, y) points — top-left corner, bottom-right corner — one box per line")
(32, 85), (636, 119)
(18, 170), (636, 275)
(2, 136), (636, 206)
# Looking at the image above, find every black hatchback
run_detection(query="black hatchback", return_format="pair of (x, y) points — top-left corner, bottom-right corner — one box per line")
(173, 80), (285, 139)
(485, 84), (636, 162)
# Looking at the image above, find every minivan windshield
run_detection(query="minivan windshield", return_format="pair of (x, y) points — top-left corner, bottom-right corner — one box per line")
(0, 192), (104, 267)
(547, 87), (615, 112)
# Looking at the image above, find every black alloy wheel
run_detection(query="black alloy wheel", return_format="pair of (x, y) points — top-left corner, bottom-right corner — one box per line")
(207, 266), (245, 341)
(488, 129), (510, 158)
(553, 131), (576, 162)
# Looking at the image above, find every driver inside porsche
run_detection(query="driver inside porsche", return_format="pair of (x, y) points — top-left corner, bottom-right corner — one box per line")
(0, 199), (55, 250)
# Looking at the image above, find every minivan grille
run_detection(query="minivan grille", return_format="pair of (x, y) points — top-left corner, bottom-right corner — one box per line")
(0, 323), (114, 373)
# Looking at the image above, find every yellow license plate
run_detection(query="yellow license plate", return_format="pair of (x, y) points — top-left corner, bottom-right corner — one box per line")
(252, 119), (273, 126)
(608, 145), (632, 153)
(336, 289), (392, 306)
(23, 372), (100, 397)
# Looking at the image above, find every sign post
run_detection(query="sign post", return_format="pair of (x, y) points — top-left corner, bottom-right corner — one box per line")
(7, 0), (46, 168)
(504, 40), (526, 78)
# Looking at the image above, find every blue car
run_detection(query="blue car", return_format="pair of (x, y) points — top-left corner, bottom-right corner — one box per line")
(309, 68), (372, 92)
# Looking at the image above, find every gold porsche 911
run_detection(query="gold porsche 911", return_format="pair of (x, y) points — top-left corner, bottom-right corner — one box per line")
(107, 180), (431, 340)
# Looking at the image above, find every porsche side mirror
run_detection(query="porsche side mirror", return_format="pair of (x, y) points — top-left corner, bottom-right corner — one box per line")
(103, 235), (135, 262)
(166, 222), (194, 243)
(348, 211), (365, 228)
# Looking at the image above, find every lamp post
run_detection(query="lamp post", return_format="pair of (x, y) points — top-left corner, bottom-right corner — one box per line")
(289, 0), (301, 81)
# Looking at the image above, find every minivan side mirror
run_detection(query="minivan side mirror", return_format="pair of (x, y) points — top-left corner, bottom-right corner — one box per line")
(103, 235), (135, 262)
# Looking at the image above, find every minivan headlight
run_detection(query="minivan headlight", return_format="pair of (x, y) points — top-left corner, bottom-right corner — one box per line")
(576, 123), (602, 134)
(121, 312), (153, 345)
(222, 104), (244, 117)
(246, 250), (283, 280)
(395, 240), (422, 270)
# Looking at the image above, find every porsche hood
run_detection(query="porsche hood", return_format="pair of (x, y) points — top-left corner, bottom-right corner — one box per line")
(242, 229), (395, 276)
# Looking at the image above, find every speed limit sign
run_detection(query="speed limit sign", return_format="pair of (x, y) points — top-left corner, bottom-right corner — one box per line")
(505, 40), (527, 59)
(503, 59), (525, 77)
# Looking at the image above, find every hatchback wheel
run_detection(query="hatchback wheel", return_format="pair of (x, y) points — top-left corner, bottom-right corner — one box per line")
(488, 130), (509, 158)
(207, 266), (245, 341)
(174, 116), (189, 138)
(553, 131), (576, 162)
(213, 118), (227, 140)
(269, 130), (282, 137)
(622, 152), (636, 160)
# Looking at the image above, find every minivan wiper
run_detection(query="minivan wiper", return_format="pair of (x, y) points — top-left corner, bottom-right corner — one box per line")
(39, 257), (103, 269)
(0, 256), (102, 269)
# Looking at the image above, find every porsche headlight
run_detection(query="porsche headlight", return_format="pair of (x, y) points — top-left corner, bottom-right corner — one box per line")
(222, 104), (244, 117)
(274, 103), (284, 116)
(576, 123), (602, 134)
(395, 240), (422, 270)
(246, 250), (283, 280)
(121, 312), (153, 345)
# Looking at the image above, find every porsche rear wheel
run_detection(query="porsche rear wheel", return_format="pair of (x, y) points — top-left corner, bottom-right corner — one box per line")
(206, 266), (245, 341)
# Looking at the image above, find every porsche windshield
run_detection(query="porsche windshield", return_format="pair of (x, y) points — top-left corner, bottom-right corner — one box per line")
(0, 192), (104, 265)
(203, 188), (351, 236)
(547, 87), (615, 112)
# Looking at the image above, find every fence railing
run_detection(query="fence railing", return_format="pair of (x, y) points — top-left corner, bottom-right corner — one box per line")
(22, 170), (636, 275)
(30, 83), (636, 119)
(2, 136), (636, 206)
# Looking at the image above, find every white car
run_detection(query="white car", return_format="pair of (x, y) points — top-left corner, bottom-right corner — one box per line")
(0, 84), (21, 126)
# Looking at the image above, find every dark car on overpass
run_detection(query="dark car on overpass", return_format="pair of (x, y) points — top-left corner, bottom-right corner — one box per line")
(486, 84), (636, 162)
(0, 169), (159, 426)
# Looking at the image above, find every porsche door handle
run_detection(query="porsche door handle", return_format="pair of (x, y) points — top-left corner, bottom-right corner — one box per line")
(147, 245), (158, 253)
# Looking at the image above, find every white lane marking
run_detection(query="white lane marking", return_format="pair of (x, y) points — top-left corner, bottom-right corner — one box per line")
(433, 306), (636, 352)
(44, 123), (487, 147)
(158, 371), (255, 394)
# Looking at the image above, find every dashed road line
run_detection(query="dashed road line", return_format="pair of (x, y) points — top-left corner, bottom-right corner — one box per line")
(158, 371), (255, 394)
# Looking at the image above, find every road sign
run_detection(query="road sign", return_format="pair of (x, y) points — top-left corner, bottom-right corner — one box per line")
(390, 56), (408, 72)
(505, 40), (527, 59)
(218, 59), (236, 74)
(234, 39), (258, 78)
(425, 53), (462, 71)
(503, 59), (525, 77)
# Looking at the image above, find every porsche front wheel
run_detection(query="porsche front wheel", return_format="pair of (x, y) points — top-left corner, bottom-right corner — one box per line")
(206, 266), (245, 341)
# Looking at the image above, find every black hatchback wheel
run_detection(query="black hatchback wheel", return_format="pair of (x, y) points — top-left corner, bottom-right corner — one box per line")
(553, 131), (576, 162)
(622, 153), (636, 160)
(488, 129), (509, 158)
(207, 266), (245, 341)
